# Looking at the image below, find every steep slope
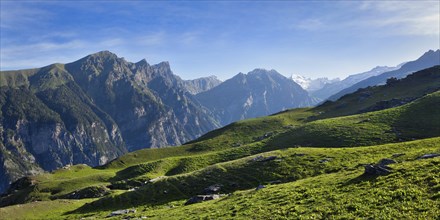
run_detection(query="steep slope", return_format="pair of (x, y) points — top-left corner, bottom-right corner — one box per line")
(196, 69), (318, 125)
(64, 51), (220, 151)
(328, 49), (440, 101)
(0, 63), (127, 193)
(0, 51), (221, 193)
(182, 76), (222, 94)
(312, 65), (400, 100)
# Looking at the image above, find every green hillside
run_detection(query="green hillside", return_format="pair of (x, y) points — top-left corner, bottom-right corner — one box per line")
(314, 65), (440, 119)
(0, 137), (439, 219)
(0, 66), (439, 219)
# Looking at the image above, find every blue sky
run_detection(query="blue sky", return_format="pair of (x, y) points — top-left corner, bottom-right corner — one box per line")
(1, 1), (439, 80)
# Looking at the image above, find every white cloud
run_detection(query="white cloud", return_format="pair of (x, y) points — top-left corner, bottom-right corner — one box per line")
(290, 1), (439, 37)
(356, 1), (440, 36)
(0, 2), (52, 29)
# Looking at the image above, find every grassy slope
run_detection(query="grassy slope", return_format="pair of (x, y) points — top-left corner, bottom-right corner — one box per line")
(0, 137), (438, 219)
(98, 88), (440, 171)
(104, 107), (315, 169)
(140, 158), (440, 220)
(270, 91), (440, 148)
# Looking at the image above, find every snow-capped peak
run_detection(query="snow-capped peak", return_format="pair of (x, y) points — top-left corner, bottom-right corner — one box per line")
(290, 74), (340, 92)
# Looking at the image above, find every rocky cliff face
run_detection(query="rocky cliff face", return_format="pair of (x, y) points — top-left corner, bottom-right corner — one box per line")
(0, 51), (220, 193)
(64, 51), (219, 151)
(0, 73), (126, 193)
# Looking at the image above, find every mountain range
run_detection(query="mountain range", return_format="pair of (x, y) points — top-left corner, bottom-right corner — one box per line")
(0, 49), (438, 195)
(310, 65), (401, 100)
(0, 64), (439, 219)
(328, 49), (440, 101)
(196, 69), (318, 125)
(0, 51), (315, 193)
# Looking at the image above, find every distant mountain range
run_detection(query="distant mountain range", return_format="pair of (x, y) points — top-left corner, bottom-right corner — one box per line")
(310, 65), (401, 100)
(328, 49), (440, 101)
(196, 69), (318, 125)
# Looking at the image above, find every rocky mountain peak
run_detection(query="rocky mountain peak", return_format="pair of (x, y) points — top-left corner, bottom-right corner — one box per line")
(153, 61), (171, 69)
(247, 68), (279, 76)
(420, 49), (439, 59)
(136, 59), (150, 67)
(89, 50), (119, 60)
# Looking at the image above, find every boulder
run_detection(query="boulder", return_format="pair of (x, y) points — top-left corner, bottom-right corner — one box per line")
(254, 132), (274, 141)
(418, 153), (440, 160)
(203, 184), (222, 194)
(269, 180), (282, 184)
(185, 194), (221, 205)
(231, 142), (242, 147)
(252, 155), (278, 162)
(363, 158), (398, 176)
(107, 209), (136, 217)
(256, 185), (266, 191)
(377, 158), (397, 167)
(58, 186), (110, 199)
(319, 158), (332, 163)
(364, 164), (391, 176)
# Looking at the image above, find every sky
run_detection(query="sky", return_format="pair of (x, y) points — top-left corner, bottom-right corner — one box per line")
(1, 1), (439, 80)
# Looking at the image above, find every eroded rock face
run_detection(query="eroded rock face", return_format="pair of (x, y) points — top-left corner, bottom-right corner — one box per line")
(65, 51), (219, 151)
(0, 113), (125, 193)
